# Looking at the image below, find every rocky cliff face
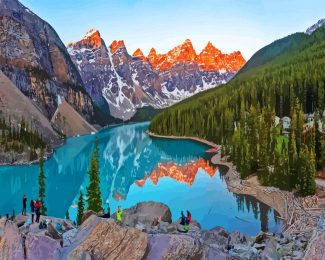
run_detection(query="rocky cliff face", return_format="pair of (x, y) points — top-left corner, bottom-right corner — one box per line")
(0, 0), (93, 122)
(68, 30), (246, 121)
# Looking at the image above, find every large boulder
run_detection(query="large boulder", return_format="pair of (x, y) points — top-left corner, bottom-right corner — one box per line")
(25, 233), (62, 260)
(112, 202), (172, 228)
(227, 231), (249, 247)
(81, 210), (96, 224)
(14, 214), (29, 228)
(46, 223), (62, 240)
(62, 228), (78, 247)
(62, 215), (148, 260)
(146, 234), (202, 259)
(261, 238), (279, 260)
(202, 227), (229, 248)
(0, 221), (24, 260)
(202, 244), (228, 260)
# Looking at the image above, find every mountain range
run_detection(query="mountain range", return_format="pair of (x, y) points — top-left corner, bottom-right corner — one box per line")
(67, 29), (245, 121)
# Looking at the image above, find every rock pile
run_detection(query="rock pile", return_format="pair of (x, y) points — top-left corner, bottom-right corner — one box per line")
(0, 201), (319, 259)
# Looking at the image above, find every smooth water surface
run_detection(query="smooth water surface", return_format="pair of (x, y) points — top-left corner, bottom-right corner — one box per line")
(0, 122), (281, 235)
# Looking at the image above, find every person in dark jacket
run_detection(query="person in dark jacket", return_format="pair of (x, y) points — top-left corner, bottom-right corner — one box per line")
(22, 195), (27, 216)
(180, 211), (186, 225)
(30, 200), (35, 223)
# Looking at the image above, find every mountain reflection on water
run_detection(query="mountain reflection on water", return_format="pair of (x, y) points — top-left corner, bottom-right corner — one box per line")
(136, 159), (216, 187)
(0, 122), (282, 235)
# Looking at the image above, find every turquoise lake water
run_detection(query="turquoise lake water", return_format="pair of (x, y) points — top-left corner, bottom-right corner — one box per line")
(0, 122), (281, 235)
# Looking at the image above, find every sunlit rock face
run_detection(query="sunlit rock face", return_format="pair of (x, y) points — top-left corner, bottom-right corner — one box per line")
(136, 159), (217, 187)
(0, 0), (93, 121)
(69, 30), (246, 121)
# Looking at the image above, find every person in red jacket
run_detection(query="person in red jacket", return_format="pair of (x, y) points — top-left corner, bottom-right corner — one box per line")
(34, 200), (41, 223)
(186, 210), (192, 223)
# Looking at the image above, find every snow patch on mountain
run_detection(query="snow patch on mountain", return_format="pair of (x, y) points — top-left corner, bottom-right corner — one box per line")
(306, 18), (325, 35)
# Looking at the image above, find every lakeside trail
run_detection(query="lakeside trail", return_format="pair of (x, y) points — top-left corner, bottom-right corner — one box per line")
(147, 131), (325, 258)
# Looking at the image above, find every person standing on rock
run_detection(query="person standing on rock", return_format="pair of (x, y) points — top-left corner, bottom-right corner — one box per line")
(30, 199), (35, 223)
(116, 206), (123, 223)
(35, 199), (41, 223)
(180, 211), (186, 225)
(22, 195), (27, 216)
(186, 210), (192, 223)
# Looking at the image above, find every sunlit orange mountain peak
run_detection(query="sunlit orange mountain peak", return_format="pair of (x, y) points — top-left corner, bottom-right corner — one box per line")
(133, 48), (147, 62)
(111, 40), (125, 53)
(146, 39), (245, 71)
(69, 28), (102, 49)
(147, 39), (197, 70)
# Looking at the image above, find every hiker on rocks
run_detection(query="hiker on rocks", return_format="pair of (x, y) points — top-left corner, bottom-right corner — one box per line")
(35, 199), (41, 223)
(22, 195), (27, 216)
(186, 210), (192, 223)
(116, 206), (123, 223)
(180, 211), (186, 225)
(30, 199), (35, 223)
(184, 218), (189, 232)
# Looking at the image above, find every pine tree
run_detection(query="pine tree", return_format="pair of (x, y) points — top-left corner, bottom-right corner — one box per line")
(315, 112), (323, 169)
(296, 145), (316, 196)
(288, 126), (297, 188)
(86, 139), (103, 213)
(258, 113), (269, 184)
(38, 149), (47, 215)
(77, 191), (85, 225)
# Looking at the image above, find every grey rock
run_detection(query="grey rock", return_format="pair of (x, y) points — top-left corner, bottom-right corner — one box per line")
(146, 233), (202, 260)
(261, 238), (279, 260)
(253, 242), (265, 250)
(25, 233), (62, 260)
(292, 250), (304, 259)
(46, 223), (62, 240)
(135, 222), (146, 232)
(229, 244), (258, 259)
(111, 201), (172, 228)
(62, 228), (78, 247)
(202, 227), (229, 250)
(202, 244), (228, 260)
(228, 231), (248, 247)
(81, 210), (96, 224)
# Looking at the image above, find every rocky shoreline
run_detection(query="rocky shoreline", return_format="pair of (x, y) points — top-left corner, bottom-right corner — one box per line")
(0, 202), (319, 260)
(146, 131), (219, 148)
(146, 131), (325, 259)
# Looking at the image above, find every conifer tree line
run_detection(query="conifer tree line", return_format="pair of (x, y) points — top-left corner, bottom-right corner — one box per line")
(225, 100), (318, 195)
(149, 25), (325, 196)
(77, 138), (103, 223)
(0, 115), (47, 160)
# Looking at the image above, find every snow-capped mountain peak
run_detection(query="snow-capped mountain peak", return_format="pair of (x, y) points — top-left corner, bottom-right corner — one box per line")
(306, 18), (325, 35)
(68, 28), (102, 49)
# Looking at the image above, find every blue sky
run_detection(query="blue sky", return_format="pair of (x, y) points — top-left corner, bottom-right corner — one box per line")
(20, 0), (325, 59)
